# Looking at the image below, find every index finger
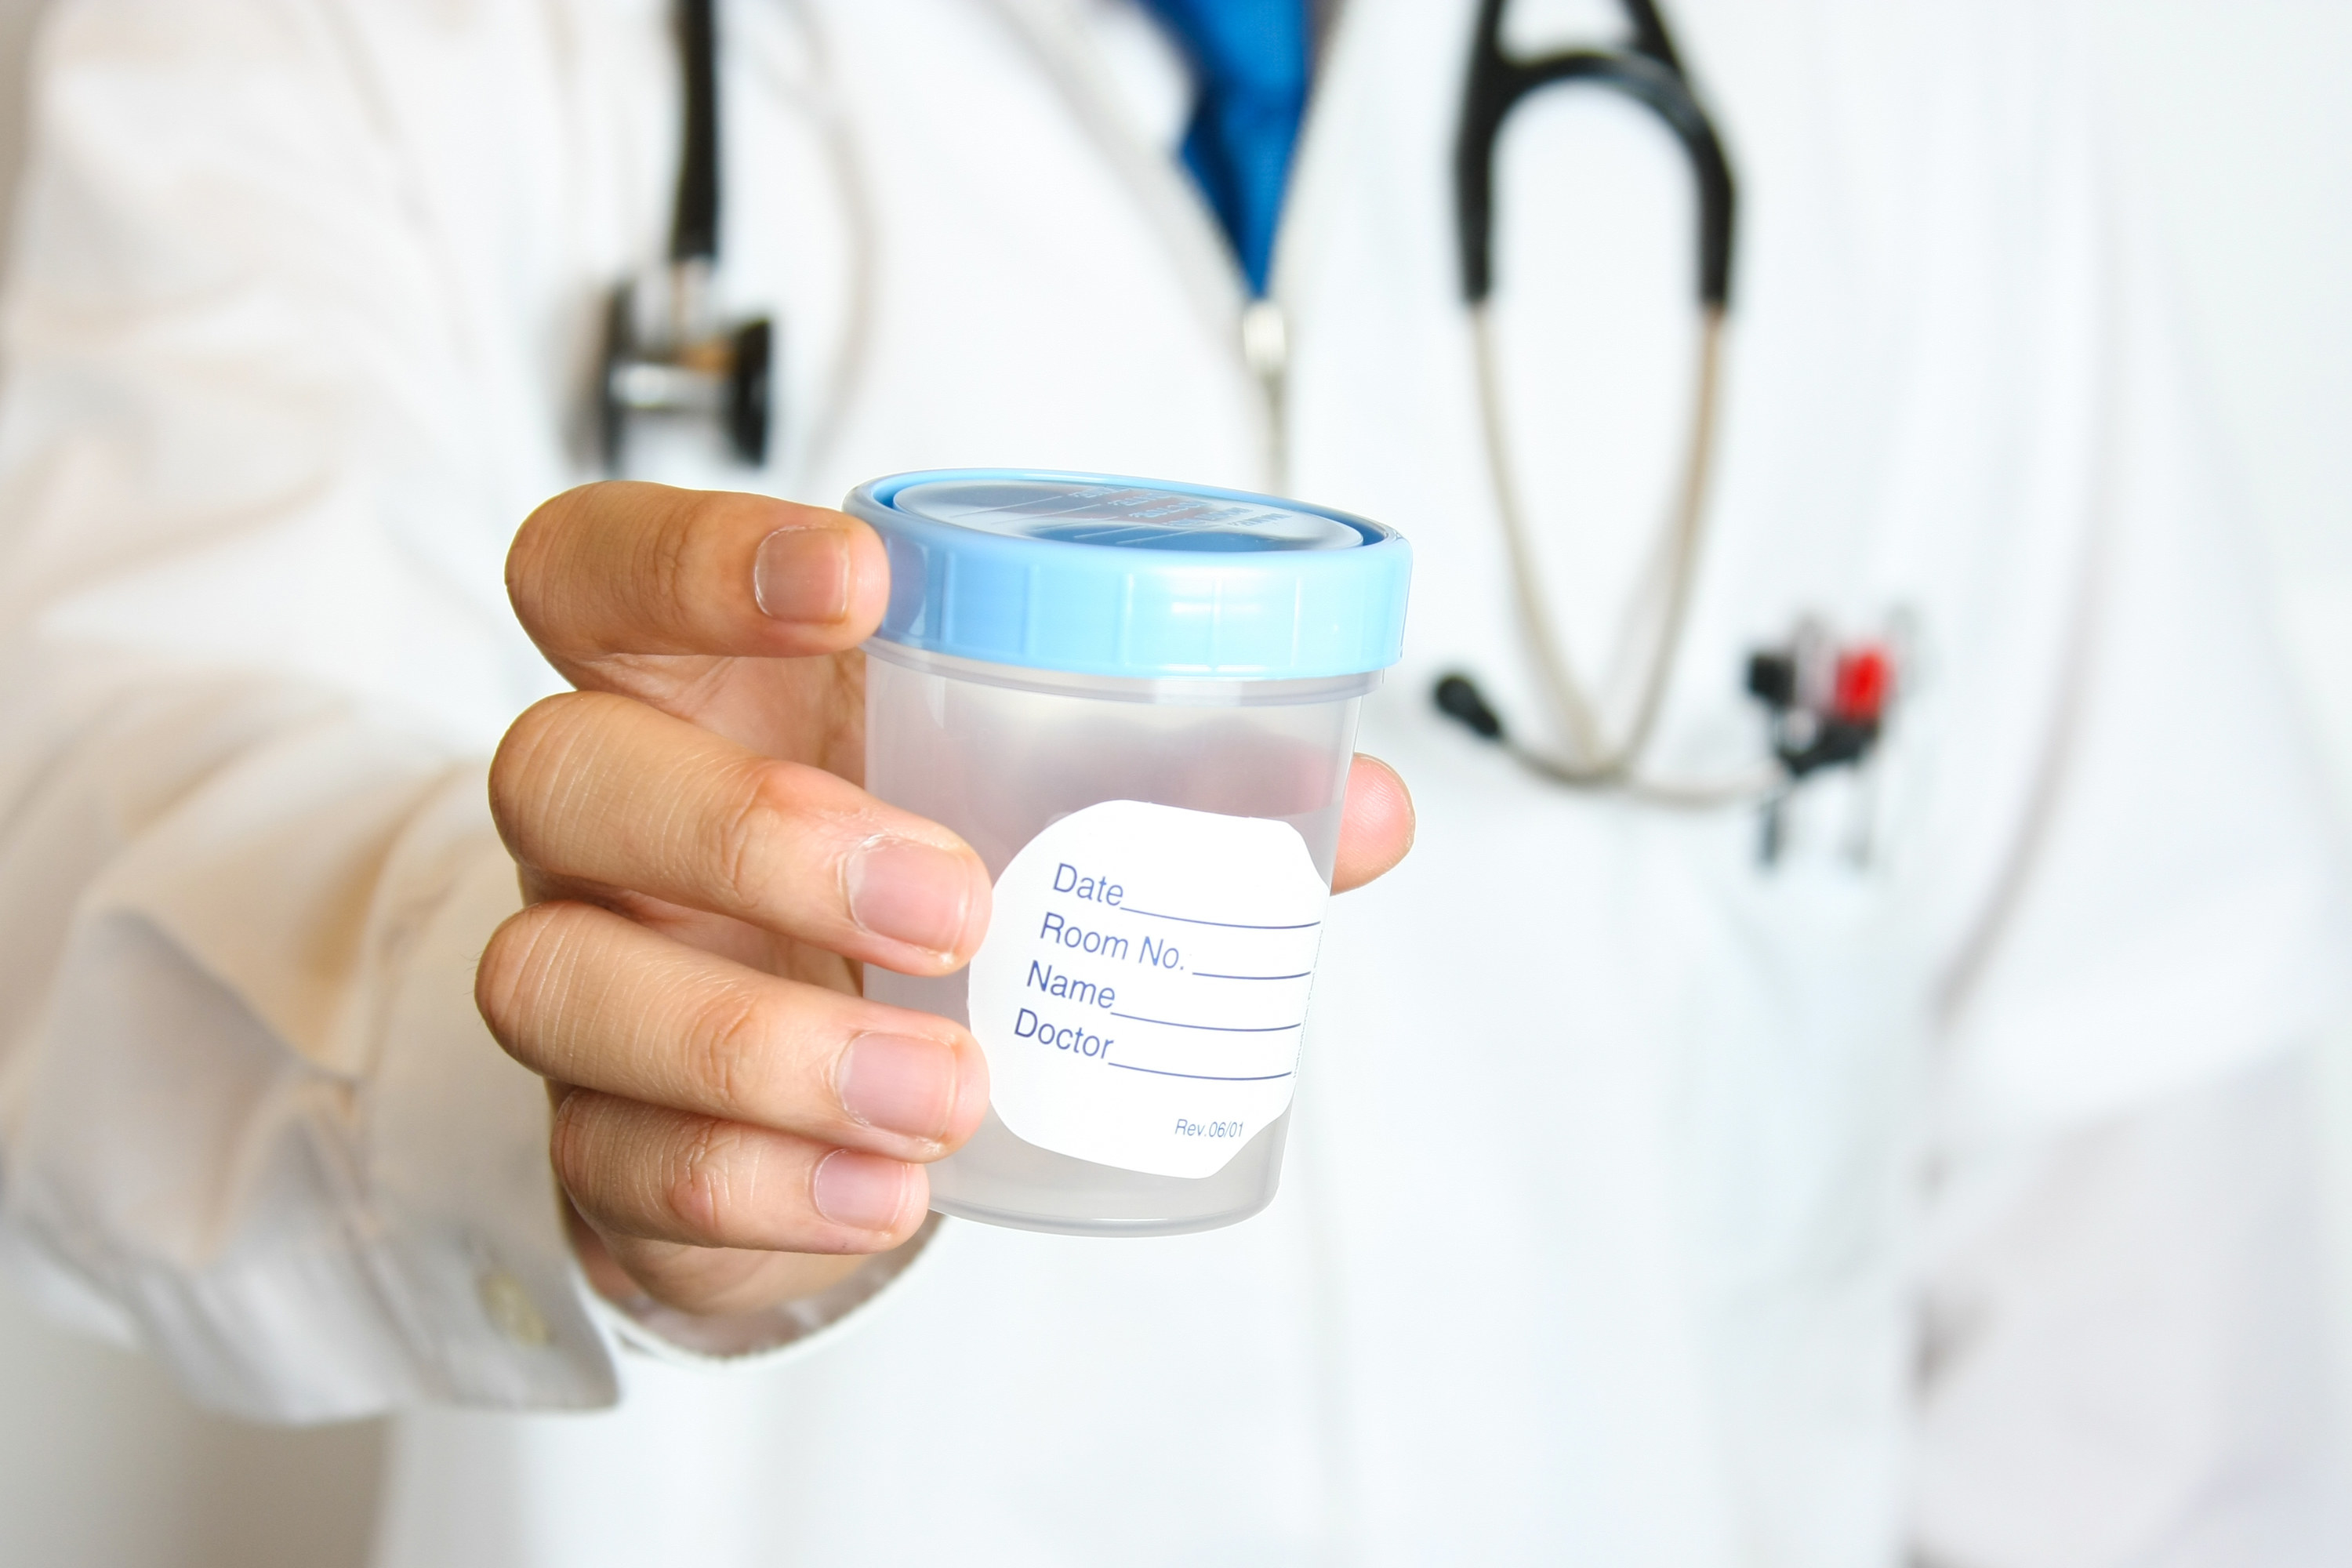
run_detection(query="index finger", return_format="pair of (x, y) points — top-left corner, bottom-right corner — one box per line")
(507, 481), (891, 684)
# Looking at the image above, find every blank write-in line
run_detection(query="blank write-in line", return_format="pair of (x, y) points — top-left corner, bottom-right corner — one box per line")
(1115, 906), (1322, 931)
(1193, 971), (1311, 982)
(1109, 1011), (1304, 1033)
(1105, 1062), (1294, 1083)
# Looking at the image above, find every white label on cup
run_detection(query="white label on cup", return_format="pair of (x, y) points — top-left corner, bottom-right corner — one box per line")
(964, 799), (1329, 1179)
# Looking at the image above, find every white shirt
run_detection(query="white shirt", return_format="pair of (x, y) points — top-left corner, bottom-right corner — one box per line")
(0, 1), (2344, 1563)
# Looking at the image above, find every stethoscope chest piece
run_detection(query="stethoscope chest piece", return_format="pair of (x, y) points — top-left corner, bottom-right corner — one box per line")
(600, 263), (775, 470)
(598, 0), (775, 474)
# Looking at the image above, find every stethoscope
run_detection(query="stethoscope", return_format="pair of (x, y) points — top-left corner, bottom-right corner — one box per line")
(602, 0), (1894, 848)
(1430, 0), (1896, 849)
(598, 0), (775, 471)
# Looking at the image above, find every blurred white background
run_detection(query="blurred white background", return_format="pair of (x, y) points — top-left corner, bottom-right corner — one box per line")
(0, 2), (2347, 1563)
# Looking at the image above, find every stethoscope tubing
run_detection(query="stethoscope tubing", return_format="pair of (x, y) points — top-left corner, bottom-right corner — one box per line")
(1453, 0), (1774, 808)
(1470, 303), (1752, 803)
(652, 2), (1781, 809)
(604, 0), (876, 488)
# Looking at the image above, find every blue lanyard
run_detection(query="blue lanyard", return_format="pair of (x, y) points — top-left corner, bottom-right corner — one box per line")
(1135, 0), (1312, 296)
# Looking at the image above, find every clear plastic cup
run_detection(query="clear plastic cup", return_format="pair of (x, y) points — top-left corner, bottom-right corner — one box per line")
(848, 472), (1411, 1236)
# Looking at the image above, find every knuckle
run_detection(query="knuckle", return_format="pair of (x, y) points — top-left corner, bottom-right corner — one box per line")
(546, 1087), (599, 1198)
(474, 904), (565, 1044)
(647, 503), (699, 609)
(492, 692), (637, 865)
(681, 977), (774, 1120)
(712, 760), (812, 915)
(638, 488), (734, 633)
(488, 695), (584, 837)
(506, 485), (590, 625)
(660, 1118), (746, 1243)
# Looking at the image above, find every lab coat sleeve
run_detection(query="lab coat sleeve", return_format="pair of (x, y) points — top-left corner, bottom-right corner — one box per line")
(0, 0), (618, 1420)
(1910, 20), (2352, 1558)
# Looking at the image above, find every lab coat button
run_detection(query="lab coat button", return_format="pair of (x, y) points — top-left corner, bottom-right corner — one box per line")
(478, 1268), (552, 1348)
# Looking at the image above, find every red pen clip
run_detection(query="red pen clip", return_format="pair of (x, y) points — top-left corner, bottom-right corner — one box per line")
(1831, 643), (1893, 726)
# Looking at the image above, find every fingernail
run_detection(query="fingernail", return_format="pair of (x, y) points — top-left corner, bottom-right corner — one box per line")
(845, 837), (974, 954)
(838, 1033), (960, 1142)
(753, 528), (851, 623)
(812, 1149), (911, 1232)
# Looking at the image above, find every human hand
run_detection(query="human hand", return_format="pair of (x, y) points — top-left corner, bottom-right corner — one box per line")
(477, 482), (1414, 1317)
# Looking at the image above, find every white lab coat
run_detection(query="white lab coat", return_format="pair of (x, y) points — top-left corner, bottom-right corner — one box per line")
(0, 1), (2345, 1564)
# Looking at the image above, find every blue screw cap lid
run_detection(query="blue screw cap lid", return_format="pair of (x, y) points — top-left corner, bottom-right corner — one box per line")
(846, 470), (1412, 680)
